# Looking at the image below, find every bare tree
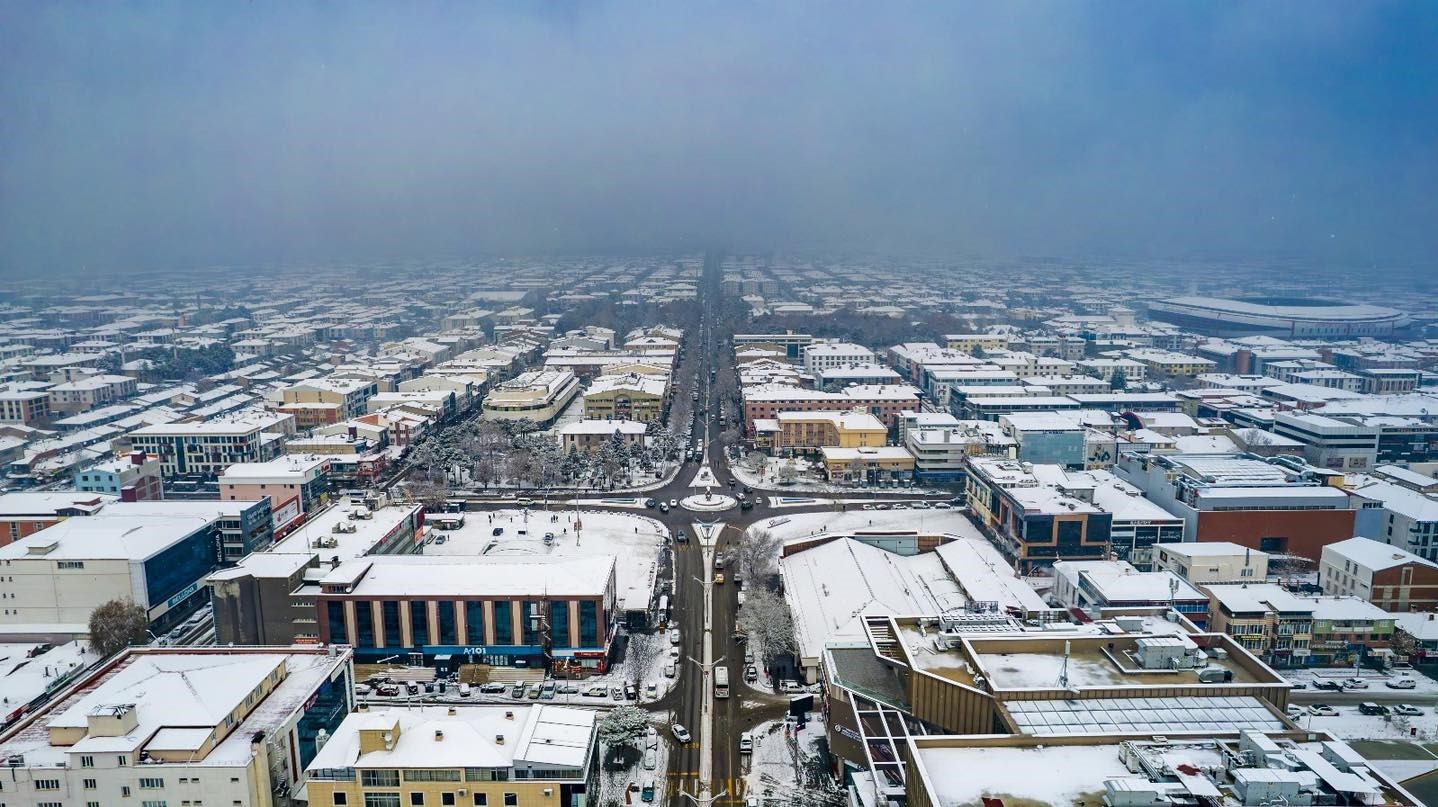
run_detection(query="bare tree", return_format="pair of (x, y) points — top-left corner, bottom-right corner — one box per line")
(735, 528), (784, 587)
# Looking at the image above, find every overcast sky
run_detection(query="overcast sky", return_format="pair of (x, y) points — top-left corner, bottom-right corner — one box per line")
(1, 2), (1435, 275)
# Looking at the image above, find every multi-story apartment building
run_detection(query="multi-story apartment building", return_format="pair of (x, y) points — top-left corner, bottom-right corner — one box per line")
(0, 390), (51, 426)
(45, 373), (138, 414)
(219, 455), (332, 534)
(557, 419), (647, 453)
(772, 410), (887, 456)
(127, 411), (295, 479)
(742, 384), (919, 433)
(306, 704), (597, 807)
(276, 377), (381, 427)
(1204, 583), (1315, 667)
(802, 341), (875, 374)
(73, 451), (164, 501)
(581, 372), (667, 423)
(0, 646), (354, 807)
(1320, 536), (1438, 612)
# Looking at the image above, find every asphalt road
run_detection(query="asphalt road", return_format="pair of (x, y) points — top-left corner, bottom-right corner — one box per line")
(445, 258), (953, 804)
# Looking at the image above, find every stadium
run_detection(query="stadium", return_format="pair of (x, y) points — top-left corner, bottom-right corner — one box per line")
(1148, 295), (1411, 337)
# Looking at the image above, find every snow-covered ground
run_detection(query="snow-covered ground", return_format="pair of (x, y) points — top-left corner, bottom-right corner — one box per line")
(750, 507), (982, 543)
(424, 508), (667, 611)
(1297, 703), (1438, 742)
(743, 714), (837, 806)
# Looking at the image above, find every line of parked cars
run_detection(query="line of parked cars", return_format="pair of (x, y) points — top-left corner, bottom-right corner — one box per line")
(1288, 702), (1424, 719)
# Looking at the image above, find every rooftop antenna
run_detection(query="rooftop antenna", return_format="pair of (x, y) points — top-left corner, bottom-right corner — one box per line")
(1058, 639), (1071, 689)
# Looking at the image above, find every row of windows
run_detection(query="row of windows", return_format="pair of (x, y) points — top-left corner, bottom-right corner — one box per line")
(333, 600), (600, 649)
(344, 791), (520, 806)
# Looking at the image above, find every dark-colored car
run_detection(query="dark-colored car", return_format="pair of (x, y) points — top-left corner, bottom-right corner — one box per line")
(740, 499), (753, 510)
(492, 527), (504, 537)
(645, 498), (657, 508)
(1359, 702), (1390, 716)
(1312, 680), (1344, 692)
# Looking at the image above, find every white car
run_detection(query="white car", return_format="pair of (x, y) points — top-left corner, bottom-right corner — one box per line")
(669, 499), (678, 508)
(672, 724), (692, 743)
(1309, 704), (1339, 717)
(645, 682), (658, 699)
(779, 681), (806, 694)
(664, 663), (676, 678)
(1342, 678), (1369, 690)
(1385, 677), (1417, 689)
(1394, 704), (1424, 716)
(669, 628), (681, 645)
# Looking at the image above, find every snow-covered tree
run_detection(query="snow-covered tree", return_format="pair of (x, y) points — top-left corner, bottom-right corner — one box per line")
(738, 588), (797, 669)
(597, 704), (649, 750)
(89, 599), (149, 658)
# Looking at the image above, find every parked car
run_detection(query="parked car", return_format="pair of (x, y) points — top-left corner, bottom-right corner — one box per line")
(738, 731), (754, 753)
(376, 684), (401, 697)
(540, 681), (557, 700)
(510, 683), (526, 698)
(355, 683), (373, 696)
(745, 665), (759, 683)
(584, 685), (609, 697)
(1394, 704), (1424, 716)
(1385, 676), (1417, 689)
(458, 683), (472, 697)
(1312, 680), (1343, 692)
(480, 682), (507, 694)
(611, 686), (624, 701)
(492, 527), (504, 537)
(645, 682), (658, 699)
(624, 682), (638, 700)
(672, 724), (692, 743)
(670, 628), (681, 645)
(526, 684), (542, 700)
(558, 683), (579, 695)
(664, 663), (676, 678)
(779, 681), (806, 694)
(714, 573), (725, 584)
(1285, 704), (1304, 719)
(744, 650), (755, 664)
(643, 748), (657, 770)
(641, 780), (656, 802)
(1359, 702), (1389, 716)
(1309, 704), (1338, 717)
(1342, 678), (1369, 690)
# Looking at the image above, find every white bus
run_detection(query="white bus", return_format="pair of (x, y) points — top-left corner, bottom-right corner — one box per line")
(714, 665), (730, 698)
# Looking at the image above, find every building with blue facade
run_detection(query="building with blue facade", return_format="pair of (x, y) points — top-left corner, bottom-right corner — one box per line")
(318, 554), (618, 675)
(0, 499), (274, 634)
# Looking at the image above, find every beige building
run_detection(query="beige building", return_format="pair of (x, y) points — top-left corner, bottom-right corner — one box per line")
(1153, 541), (1270, 584)
(306, 704), (597, 807)
(581, 372), (668, 423)
(482, 370), (580, 424)
(0, 646), (354, 807)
